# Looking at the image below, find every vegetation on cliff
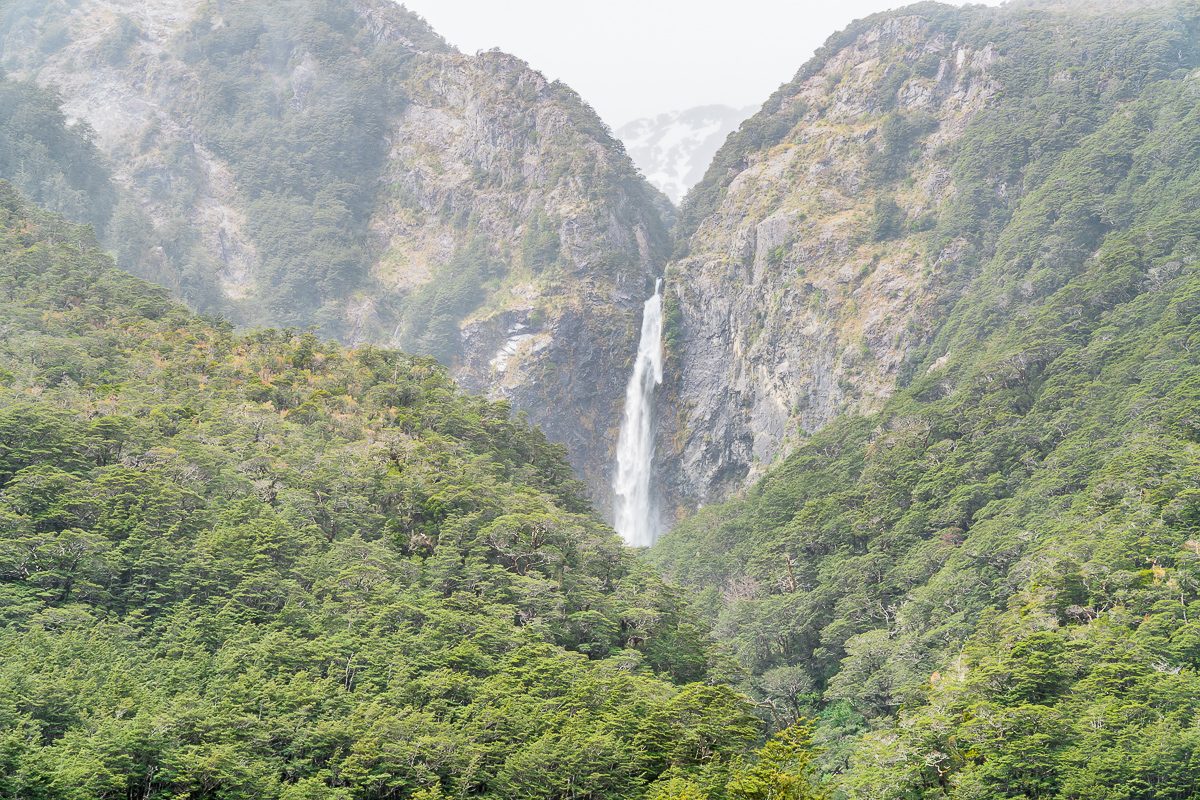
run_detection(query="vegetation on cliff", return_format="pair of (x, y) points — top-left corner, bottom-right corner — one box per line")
(0, 73), (115, 233)
(5, 0), (1200, 798)
(652, 2), (1200, 796)
(0, 0), (674, 506)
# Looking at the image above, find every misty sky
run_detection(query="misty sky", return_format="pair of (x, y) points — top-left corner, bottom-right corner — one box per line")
(402, 0), (1005, 128)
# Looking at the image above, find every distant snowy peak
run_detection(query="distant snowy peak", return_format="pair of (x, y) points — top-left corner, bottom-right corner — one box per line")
(618, 105), (755, 205)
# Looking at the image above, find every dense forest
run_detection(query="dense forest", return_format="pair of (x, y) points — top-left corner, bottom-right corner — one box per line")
(652, 1), (1200, 796)
(2, 0), (1200, 798)
(0, 187), (825, 799)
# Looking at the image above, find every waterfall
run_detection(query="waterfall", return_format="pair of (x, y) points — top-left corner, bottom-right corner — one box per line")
(613, 279), (664, 547)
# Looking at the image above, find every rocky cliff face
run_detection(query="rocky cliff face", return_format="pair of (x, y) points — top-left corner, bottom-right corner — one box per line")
(0, 0), (672, 508)
(658, 0), (1198, 513)
(659, 8), (1001, 510)
(366, 47), (672, 502)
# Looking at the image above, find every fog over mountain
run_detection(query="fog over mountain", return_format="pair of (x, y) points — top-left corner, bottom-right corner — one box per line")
(617, 105), (756, 205)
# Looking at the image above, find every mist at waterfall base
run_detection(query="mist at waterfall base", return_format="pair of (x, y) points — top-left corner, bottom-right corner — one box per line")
(613, 281), (664, 547)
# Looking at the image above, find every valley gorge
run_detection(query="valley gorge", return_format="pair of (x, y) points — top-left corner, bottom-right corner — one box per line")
(0, 0), (1045, 525)
(2, 0), (1200, 797)
(11, 0), (1192, 534)
(617, 105), (755, 205)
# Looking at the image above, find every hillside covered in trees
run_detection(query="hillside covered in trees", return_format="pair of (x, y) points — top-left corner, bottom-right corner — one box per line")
(0, 0), (672, 512)
(3, 0), (1200, 798)
(0, 185), (830, 799)
(651, 0), (1200, 796)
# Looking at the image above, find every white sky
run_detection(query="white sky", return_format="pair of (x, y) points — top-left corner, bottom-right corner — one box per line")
(402, 0), (1005, 128)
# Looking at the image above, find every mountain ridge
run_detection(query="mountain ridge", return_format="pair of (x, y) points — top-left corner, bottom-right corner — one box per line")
(649, 0), (1200, 794)
(0, 0), (673, 513)
(655, 0), (1200, 516)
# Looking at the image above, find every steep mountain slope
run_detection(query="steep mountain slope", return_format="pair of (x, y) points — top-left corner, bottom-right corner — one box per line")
(617, 106), (754, 205)
(0, 0), (673, 506)
(657, 0), (1200, 515)
(0, 74), (117, 234)
(0, 183), (783, 799)
(650, 1), (1200, 795)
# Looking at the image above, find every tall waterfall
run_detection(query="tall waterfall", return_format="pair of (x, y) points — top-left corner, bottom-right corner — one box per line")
(613, 280), (664, 547)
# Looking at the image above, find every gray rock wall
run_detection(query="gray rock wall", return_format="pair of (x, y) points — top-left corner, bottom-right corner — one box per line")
(658, 12), (1000, 512)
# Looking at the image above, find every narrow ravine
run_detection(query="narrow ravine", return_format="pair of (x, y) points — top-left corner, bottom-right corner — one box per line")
(613, 279), (664, 547)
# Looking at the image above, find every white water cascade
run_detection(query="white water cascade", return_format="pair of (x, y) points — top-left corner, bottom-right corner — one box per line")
(613, 279), (665, 547)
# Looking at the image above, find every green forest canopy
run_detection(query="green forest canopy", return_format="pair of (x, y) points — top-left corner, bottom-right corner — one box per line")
(0, 184), (833, 800)
(3, 0), (1200, 797)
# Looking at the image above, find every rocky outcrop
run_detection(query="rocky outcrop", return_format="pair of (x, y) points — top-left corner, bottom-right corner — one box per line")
(0, 0), (671, 509)
(366, 48), (671, 500)
(658, 8), (1002, 511)
(658, 0), (1199, 515)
